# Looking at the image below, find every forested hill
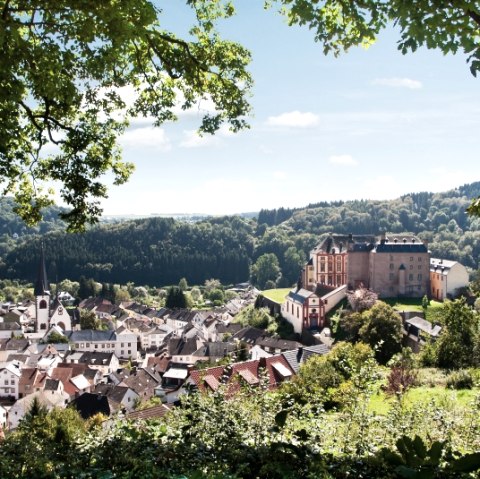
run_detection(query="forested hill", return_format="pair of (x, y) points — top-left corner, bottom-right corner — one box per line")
(1, 182), (480, 286)
(0, 216), (254, 286)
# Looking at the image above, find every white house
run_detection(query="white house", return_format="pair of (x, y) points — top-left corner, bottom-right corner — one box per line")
(66, 328), (138, 360)
(430, 258), (469, 301)
(0, 361), (21, 399)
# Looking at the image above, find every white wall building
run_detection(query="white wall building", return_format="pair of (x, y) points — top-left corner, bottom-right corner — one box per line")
(430, 258), (469, 301)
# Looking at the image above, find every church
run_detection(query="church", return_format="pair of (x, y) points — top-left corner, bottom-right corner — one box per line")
(34, 247), (71, 333)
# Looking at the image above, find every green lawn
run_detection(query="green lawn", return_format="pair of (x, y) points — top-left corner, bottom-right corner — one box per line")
(261, 288), (291, 304)
(369, 385), (479, 415)
(383, 297), (443, 313)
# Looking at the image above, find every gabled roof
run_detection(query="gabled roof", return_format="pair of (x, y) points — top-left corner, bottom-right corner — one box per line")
(231, 326), (264, 344)
(68, 351), (116, 366)
(67, 330), (116, 342)
(287, 288), (318, 305)
(255, 336), (301, 351)
(405, 316), (442, 337)
(281, 345), (330, 373)
(127, 404), (171, 421)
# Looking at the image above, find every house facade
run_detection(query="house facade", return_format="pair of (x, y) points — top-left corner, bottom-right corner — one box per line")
(281, 285), (347, 333)
(430, 258), (469, 301)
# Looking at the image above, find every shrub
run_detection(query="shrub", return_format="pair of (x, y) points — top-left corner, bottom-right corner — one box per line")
(446, 370), (474, 390)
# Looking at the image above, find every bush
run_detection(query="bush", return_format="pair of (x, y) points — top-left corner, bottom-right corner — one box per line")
(446, 369), (474, 390)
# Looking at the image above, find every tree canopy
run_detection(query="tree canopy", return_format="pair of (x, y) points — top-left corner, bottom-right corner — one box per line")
(0, 0), (251, 231)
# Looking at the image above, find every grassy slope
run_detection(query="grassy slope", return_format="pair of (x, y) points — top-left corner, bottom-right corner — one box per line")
(261, 288), (291, 304)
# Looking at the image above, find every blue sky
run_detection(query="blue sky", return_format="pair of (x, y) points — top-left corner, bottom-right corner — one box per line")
(101, 2), (480, 216)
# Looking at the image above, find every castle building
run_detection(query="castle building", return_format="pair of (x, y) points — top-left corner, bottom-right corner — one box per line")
(302, 233), (430, 299)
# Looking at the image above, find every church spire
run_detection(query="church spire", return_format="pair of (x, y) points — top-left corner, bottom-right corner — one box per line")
(34, 243), (50, 296)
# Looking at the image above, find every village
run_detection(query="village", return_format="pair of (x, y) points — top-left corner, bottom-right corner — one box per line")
(0, 232), (472, 432)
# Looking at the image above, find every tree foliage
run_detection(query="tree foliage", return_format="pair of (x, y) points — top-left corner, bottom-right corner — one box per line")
(359, 302), (403, 364)
(0, 0), (251, 231)
(251, 253), (281, 290)
(165, 286), (187, 309)
(436, 298), (480, 369)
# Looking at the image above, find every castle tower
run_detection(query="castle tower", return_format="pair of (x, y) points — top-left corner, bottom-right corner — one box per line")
(35, 245), (50, 332)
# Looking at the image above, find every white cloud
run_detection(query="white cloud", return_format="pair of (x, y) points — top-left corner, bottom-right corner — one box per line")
(328, 154), (358, 166)
(179, 125), (233, 148)
(180, 130), (219, 148)
(266, 110), (319, 128)
(120, 127), (171, 150)
(372, 77), (423, 89)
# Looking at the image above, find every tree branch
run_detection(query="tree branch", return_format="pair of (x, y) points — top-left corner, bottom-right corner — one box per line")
(467, 9), (480, 28)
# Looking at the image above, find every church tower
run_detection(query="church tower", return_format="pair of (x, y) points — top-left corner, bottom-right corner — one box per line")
(35, 245), (50, 332)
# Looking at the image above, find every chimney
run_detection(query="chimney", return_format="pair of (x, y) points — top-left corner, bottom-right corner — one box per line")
(296, 347), (303, 363)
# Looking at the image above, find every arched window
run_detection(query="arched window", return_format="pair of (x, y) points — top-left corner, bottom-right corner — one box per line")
(39, 299), (47, 309)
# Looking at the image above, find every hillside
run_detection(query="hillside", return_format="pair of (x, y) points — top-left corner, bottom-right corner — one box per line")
(1, 182), (479, 286)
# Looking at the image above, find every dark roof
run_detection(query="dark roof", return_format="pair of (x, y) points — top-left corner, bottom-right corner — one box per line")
(72, 393), (111, 419)
(287, 288), (316, 305)
(94, 384), (132, 403)
(67, 351), (116, 365)
(44, 378), (61, 391)
(232, 326), (264, 344)
(281, 345), (330, 373)
(168, 337), (201, 356)
(216, 323), (243, 335)
(255, 336), (301, 351)
(375, 243), (428, 253)
(67, 330), (116, 342)
(0, 322), (21, 330)
(5, 338), (29, 351)
(34, 245), (50, 296)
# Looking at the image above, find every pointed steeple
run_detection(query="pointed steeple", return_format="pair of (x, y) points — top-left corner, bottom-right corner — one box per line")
(34, 243), (50, 296)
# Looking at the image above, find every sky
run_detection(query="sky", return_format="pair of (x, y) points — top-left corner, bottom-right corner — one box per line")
(101, 1), (480, 217)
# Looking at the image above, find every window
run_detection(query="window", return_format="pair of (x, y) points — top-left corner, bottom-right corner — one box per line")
(128, 343), (131, 347)
(336, 275), (342, 284)
(389, 273), (394, 280)
(336, 256), (342, 272)
(410, 265), (413, 270)
(390, 255), (394, 261)
(10, 380), (14, 385)
(39, 299), (47, 309)
(320, 257), (326, 272)
(418, 257), (422, 262)
(409, 274), (413, 281)
(389, 263), (394, 270)
(418, 274), (422, 281)
(410, 257), (413, 261)
(441, 276), (444, 282)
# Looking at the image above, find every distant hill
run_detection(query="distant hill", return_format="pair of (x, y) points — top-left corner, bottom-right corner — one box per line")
(1, 182), (479, 286)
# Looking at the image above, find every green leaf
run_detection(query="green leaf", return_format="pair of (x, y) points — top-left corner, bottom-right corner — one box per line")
(451, 453), (480, 473)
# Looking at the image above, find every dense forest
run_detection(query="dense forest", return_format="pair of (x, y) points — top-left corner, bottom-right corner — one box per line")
(0, 182), (479, 287)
